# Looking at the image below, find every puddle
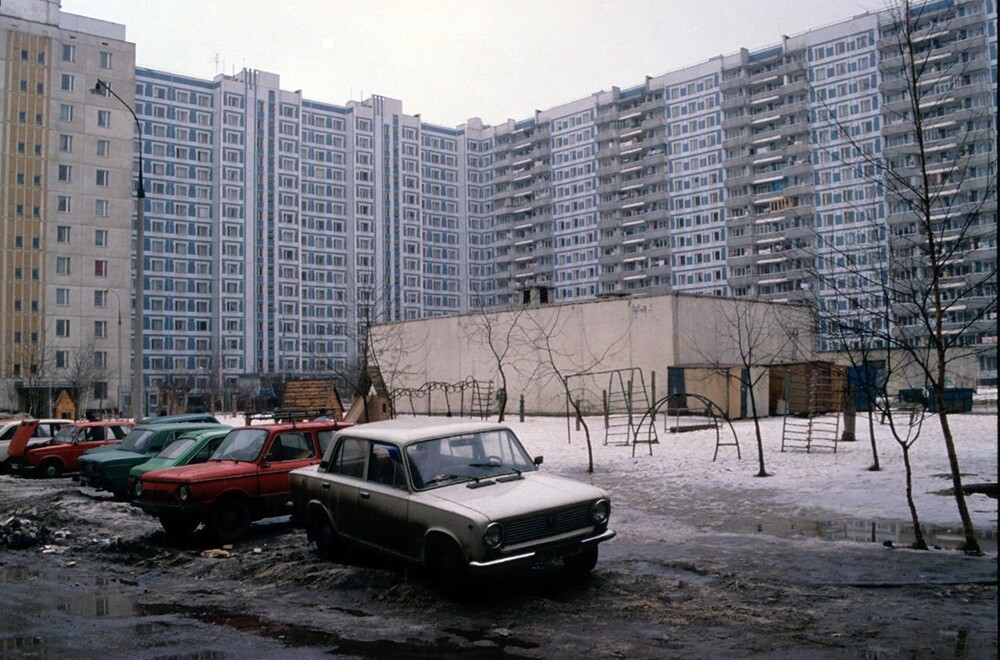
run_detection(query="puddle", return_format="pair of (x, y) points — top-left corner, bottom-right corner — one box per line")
(140, 603), (537, 657)
(754, 516), (997, 553)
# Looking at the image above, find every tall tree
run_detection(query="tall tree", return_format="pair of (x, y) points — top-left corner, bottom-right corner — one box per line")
(814, 0), (996, 553)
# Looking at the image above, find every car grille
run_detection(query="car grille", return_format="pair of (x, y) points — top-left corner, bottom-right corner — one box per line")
(502, 503), (593, 547)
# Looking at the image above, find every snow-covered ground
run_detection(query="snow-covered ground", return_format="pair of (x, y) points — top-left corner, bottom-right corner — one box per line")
(219, 399), (997, 552)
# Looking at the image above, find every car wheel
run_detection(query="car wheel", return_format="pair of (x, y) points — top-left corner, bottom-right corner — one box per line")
(210, 499), (251, 543)
(312, 515), (338, 561)
(159, 514), (199, 539)
(428, 538), (467, 595)
(41, 460), (63, 479)
(564, 545), (599, 577)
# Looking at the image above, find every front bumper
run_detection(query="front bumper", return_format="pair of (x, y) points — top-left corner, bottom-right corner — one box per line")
(468, 528), (616, 571)
(8, 459), (39, 478)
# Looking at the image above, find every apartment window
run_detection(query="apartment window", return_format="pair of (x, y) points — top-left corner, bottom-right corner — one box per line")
(56, 288), (70, 306)
(96, 169), (109, 186)
(59, 134), (73, 152)
(95, 199), (109, 217)
(94, 260), (108, 277)
(59, 104), (74, 122)
(94, 321), (108, 339)
(56, 257), (71, 275)
(56, 319), (70, 338)
(95, 229), (108, 247)
(58, 165), (72, 182)
(60, 74), (75, 92)
(97, 110), (111, 128)
(94, 290), (108, 307)
(99, 51), (113, 69)
(62, 44), (75, 62)
(58, 196), (71, 213)
(56, 226), (71, 243)
(96, 139), (110, 157)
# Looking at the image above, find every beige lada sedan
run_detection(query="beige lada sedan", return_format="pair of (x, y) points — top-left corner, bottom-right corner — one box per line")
(289, 419), (614, 588)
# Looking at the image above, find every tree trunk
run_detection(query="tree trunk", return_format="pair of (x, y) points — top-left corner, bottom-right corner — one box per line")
(866, 409), (880, 471)
(935, 404), (981, 554)
(902, 445), (927, 550)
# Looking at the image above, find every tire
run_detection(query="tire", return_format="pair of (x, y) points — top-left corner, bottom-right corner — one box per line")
(40, 459), (64, 479)
(312, 514), (338, 561)
(564, 545), (599, 577)
(428, 538), (467, 596)
(159, 514), (199, 539)
(209, 499), (251, 543)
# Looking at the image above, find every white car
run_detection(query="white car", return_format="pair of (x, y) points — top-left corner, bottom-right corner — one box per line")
(290, 420), (615, 590)
(0, 418), (73, 470)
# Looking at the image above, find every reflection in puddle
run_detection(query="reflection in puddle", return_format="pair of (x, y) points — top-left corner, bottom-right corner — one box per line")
(0, 635), (47, 657)
(758, 517), (997, 553)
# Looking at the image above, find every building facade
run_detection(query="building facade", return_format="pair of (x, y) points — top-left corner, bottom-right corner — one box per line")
(1, 0), (995, 415)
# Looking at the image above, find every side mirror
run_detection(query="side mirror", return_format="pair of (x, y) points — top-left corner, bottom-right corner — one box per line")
(533, 455), (544, 466)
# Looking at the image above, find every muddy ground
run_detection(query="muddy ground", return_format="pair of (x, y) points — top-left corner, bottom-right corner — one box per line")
(1, 468), (996, 659)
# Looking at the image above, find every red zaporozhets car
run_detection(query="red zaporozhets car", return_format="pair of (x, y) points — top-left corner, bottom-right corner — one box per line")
(9, 420), (134, 478)
(137, 419), (350, 542)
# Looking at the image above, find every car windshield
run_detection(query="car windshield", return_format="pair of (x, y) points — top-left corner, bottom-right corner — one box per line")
(51, 426), (81, 445)
(212, 429), (267, 462)
(155, 437), (197, 460)
(405, 428), (536, 490)
(118, 428), (157, 453)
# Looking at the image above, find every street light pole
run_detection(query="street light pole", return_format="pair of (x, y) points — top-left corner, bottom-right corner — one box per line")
(105, 289), (124, 416)
(93, 79), (145, 422)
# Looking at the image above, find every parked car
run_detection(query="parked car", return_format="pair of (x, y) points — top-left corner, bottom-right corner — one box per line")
(77, 422), (225, 498)
(137, 420), (350, 541)
(127, 427), (231, 497)
(289, 420), (615, 589)
(8, 420), (134, 478)
(0, 419), (73, 472)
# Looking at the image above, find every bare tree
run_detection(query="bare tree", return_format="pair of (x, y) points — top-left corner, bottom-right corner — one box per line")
(64, 340), (100, 418)
(697, 299), (809, 477)
(460, 301), (527, 422)
(522, 306), (631, 473)
(874, 1), (994, 553)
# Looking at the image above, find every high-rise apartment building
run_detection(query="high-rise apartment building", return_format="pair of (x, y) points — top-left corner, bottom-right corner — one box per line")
(2, 0), (995, 415)
(2, 0), (134, 414)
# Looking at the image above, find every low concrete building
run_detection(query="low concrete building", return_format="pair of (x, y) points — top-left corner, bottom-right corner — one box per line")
(371, 292), (814, 416)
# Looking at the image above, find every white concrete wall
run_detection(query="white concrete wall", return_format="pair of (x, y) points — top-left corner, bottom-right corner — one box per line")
(374, 292), (814, 415)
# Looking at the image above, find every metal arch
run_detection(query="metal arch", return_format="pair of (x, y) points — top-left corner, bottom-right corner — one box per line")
(631, 392), (741, 461)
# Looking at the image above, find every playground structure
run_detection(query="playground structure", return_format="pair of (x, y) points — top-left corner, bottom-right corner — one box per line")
(393, 377), (495, 419)
(632, 392), (741, 460)
(564, 368), (659, 449)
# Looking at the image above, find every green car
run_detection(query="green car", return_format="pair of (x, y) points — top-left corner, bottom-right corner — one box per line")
(77, 422), (225, 499)
(128, 426), (231, 497)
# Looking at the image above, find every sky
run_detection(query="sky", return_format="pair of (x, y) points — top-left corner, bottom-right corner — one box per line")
(60, 0), (885, 128)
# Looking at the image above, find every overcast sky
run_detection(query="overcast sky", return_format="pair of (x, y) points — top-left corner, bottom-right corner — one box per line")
(61, 0), (884, 127)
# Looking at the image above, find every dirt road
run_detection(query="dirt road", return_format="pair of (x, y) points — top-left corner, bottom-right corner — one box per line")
(1, 472), (996, 659)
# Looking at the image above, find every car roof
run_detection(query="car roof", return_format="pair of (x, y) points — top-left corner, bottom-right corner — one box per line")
(134, 422), (223, 432)
(232, 420), (350, 433)
(332, 419), (510, 446)
(69, 420), (132, 427)
(141, 413), (220, 424)
(177, 426), (231, 439)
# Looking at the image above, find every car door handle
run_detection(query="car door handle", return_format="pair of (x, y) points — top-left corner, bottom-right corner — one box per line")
(321, 483), (330, 490)
(360, 491), (370, 500)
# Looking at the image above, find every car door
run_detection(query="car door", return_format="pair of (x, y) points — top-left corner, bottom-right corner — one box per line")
(322, 436), (365, 538)
(357, 442), (412, 558)
(258, 431), (318, 515)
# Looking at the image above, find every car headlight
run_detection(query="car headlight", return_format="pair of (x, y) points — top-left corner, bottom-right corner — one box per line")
(483, 522), (504, 549)
(178, 485), (190, 502)
(591, 499), (611, 525)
